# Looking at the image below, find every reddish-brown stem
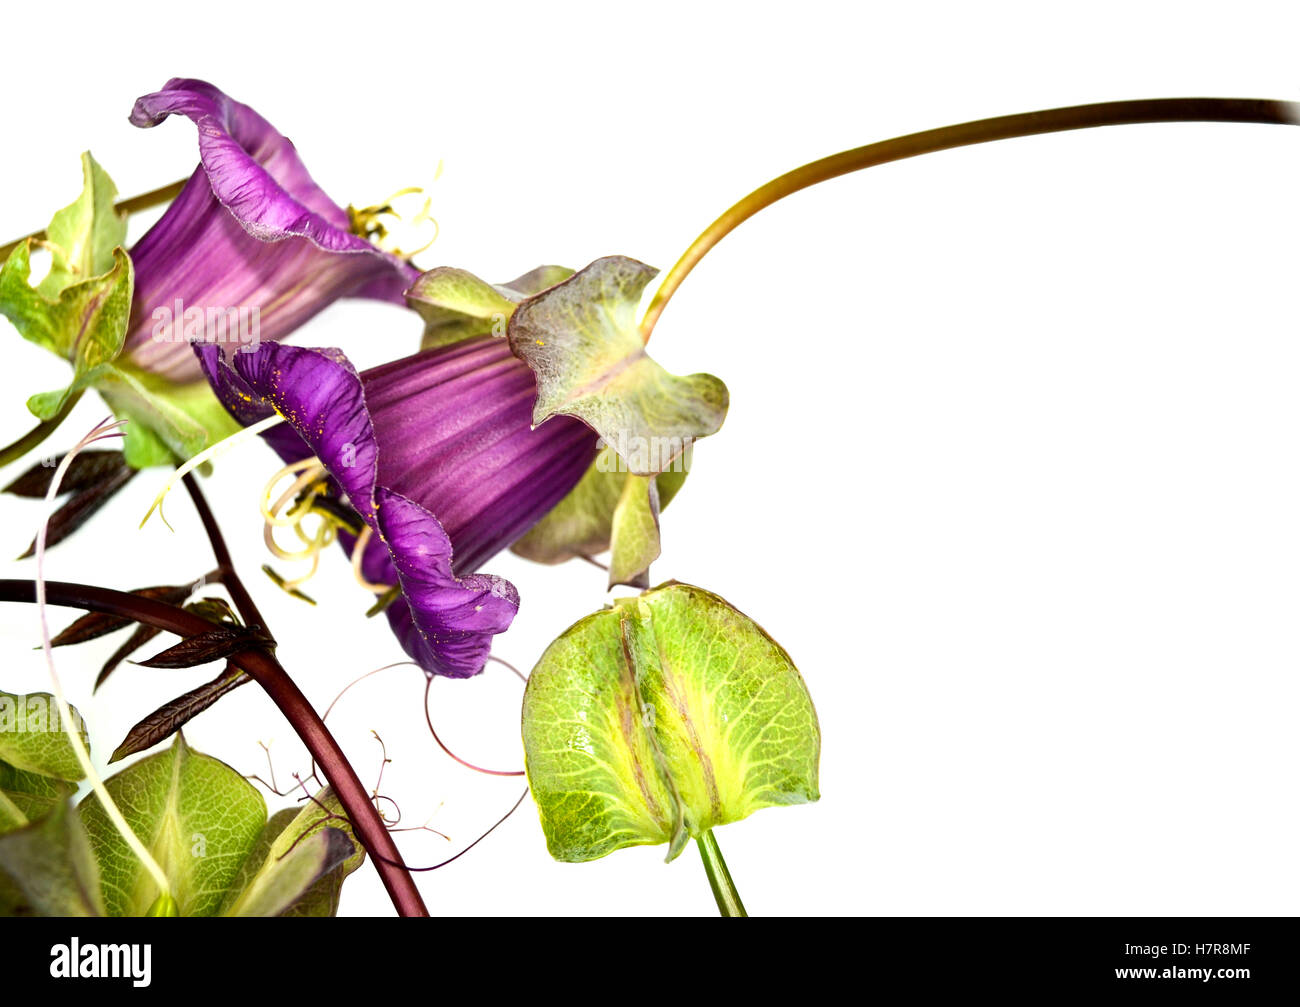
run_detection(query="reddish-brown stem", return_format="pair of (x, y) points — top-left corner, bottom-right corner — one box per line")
(181, 474), (269, 638)
(0, 178), (186, 263)
(0, 577), (430, 918)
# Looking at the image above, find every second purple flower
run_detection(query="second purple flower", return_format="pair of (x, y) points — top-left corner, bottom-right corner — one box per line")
(197, 335), (598, 678)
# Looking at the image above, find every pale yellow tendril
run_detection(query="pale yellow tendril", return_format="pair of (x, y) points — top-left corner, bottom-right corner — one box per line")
(261, 458), (327, 527)
(42, 418), (174, 902)
(261, 458), (335, 575)
(140, 415), (285, 530)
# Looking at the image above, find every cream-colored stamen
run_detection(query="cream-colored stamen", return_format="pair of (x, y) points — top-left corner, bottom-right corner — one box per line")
(260, 456), (343, 593)
(349, 525), (396, 594)
(347, 183), (440, 258)
(258, 457), (397, 601)
(261, 458), (328, 528)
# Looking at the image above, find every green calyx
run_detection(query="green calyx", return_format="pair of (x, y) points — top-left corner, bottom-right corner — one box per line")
(410, 255), (725, 584)
(522, 583), (820, 864)
(0, 694), (361, 918)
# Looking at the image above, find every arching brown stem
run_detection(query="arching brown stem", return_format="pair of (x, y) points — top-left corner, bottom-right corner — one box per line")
(640, 97), (1299, 341)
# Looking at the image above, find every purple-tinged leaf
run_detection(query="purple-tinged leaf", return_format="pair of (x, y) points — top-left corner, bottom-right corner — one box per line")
(2, 449), (130, 498)
(110, 667), (250, 763)
(49, 584), (192, 647)
(507, 256), (728, 475)
(135, 625), (271, 670)
(17, 463), (137, 559)
(95, 624), (164, 692)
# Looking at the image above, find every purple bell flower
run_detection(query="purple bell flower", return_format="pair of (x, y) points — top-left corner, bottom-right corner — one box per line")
(125, 79), (416, 382)
(196, 336), (598, 677)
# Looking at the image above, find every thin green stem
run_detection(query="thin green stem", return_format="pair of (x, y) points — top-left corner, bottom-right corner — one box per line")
(0, 391), (84, 468)
(639, 97), (1300, 341)
(696, 829), (747, 917)
(0, 178), (186, 263)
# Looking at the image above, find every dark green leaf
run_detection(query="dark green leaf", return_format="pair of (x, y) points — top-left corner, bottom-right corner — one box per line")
(365, 584), (400, 617)
(0, 800), (104, 916)
(0, 689), (101, 917)
(260, 565), (317, 605)
(184, 597), (240, 626)
(220, 788), (361, 917)
(302, 495), (364, 534)
(0, 762), (76, 830)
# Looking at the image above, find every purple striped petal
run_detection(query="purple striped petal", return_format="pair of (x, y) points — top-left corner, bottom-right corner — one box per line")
(361, 338), (599, 573)
(194, 337), (595, 676)
(195, 341), (378, 522)
(374, 488), (519, 678)
(125, 79), (417, 381)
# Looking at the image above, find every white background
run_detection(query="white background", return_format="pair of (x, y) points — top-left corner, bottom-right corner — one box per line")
(1, 2), (1298, 916)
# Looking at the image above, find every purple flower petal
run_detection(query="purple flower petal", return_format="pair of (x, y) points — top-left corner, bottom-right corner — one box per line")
(195, 341), (378, 522)
(197, 337), (581, 676)
(339, 526), (398, 586)
(125, 79), (417, 380)
(131, 79), (380, 249)
(362, 337), (599, 573)
(373, 488), (519, 678)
